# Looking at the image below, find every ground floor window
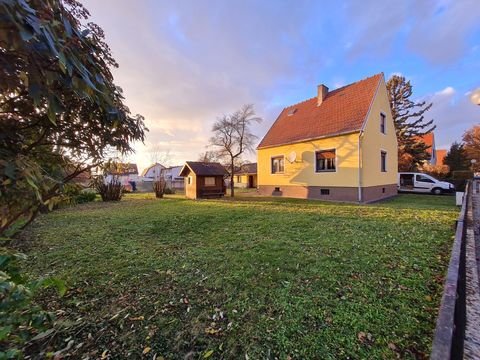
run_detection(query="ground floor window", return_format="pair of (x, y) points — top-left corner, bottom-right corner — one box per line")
(315, 149), (336, 172)
(271, 156), (284, 174)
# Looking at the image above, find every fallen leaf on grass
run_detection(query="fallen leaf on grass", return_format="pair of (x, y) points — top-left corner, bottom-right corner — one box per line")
(31, 328), (55, 341)
(129, 316), (145, 321)
(425, 295), (432, 302)
(205, 327), (222, 335)
(357, 331), (374, 345)
(388, 342), (398, 351)
(203, 350), (214, 358)
(143, 347), (151, 355)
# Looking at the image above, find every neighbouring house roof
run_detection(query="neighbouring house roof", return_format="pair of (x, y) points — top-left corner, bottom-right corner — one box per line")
(179, 162), (229, 177)
(141, 163), (165, 176)
(107, 163), (138, 176)
(416, 133), (435, 155)
(436, 149), (447, 165)
(70, 168), (91, 183)
(257, 73), (383, 149)
(235, 163), (257, 175)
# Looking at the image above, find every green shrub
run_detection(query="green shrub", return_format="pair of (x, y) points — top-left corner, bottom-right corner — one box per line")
(75, 191), (96, 204)
(450, 179), (467, 192)
(60, 184), (96, 205)
(0, 249), (66, 357)
(62, 183), (82, 198)
(452, 170), (474, 180)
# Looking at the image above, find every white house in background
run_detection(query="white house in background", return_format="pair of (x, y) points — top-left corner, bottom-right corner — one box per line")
(140, 163), (184, 190)
(163, 165), (184, 189)
(141, 163), (165, 181)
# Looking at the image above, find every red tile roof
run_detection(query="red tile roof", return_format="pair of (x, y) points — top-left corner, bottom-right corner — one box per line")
(258, 74), (383, 149)
(415, 133), (435, 155)
(436, 149), (447, 165)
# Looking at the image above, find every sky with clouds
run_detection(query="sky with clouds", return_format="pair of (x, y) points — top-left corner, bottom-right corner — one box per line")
(82, 0), (480, 172)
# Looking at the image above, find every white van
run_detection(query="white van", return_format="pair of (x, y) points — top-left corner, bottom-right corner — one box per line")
(398, 172), (454, 195)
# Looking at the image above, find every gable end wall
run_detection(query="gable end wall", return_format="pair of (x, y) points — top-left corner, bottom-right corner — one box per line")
(360, 77), (398, 188)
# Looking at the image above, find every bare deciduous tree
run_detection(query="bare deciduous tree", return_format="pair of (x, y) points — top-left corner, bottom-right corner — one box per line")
(148, 144), (172, 167)
(197, 150), (221, 163)
(209, 104), (262, 197)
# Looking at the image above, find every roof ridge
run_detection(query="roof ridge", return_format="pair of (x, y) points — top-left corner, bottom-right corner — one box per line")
(329, 73), (383, 94)
(283, 73), (383, 110)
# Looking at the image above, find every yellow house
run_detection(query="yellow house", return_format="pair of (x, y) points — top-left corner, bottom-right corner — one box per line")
(234, 163), (257, 188)
(257, 73), (398, 203)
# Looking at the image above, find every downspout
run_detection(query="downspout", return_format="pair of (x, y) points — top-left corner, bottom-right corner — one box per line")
(358, 131), (364, 203)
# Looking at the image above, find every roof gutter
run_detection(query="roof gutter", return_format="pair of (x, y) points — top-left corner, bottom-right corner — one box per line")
(257, 130), (361, 150)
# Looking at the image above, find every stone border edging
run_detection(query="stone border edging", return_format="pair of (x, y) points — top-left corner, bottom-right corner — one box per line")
(430, 181), (470, 360)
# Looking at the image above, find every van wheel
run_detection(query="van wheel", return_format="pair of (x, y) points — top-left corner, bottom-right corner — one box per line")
(432, 188), (443, 195)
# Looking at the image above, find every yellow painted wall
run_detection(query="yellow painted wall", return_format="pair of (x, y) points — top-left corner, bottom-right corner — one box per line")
(235, 174), (257, 187)
(360, 77), (398, 186)
(184, 170), (197, 199)
(257, 132), (360, 187)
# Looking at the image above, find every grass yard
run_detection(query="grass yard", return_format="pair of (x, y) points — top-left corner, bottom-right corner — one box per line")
(20, 194), (457, 359)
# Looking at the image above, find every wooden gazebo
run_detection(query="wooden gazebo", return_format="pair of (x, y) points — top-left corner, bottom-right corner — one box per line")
(179, 162), (228, 199)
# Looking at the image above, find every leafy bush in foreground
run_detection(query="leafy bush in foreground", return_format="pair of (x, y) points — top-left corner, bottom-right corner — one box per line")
(0, 250), (66, 357)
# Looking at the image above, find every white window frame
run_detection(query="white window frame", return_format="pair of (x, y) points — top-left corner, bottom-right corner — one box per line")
(271, 155), (285, 174)
(314, 149), (337, 173)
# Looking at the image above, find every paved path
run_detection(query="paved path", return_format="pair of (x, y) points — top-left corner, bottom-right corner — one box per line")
(464, 180), (480, 359)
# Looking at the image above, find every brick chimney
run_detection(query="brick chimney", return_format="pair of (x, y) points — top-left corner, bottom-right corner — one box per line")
(317, 84), (329, 106)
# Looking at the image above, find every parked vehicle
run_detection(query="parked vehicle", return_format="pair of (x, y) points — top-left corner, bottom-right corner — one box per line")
(398, 172), (455, 195)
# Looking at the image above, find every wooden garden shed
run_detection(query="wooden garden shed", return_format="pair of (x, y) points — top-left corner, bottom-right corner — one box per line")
(179, 162), (228, 199)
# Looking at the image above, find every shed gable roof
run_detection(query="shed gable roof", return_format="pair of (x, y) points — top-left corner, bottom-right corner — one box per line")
(258, 74), (383, 149)
(180, 162), (229, 176)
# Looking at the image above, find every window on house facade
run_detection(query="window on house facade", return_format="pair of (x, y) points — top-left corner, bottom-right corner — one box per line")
(315, 149), (336, 172)
(271, 156), (285, 174)
(381, 151), (387, 172)
(205, 177), (215, 186)
(380, 113), (386, 134)
(187, 176), (192, 185)
(237, 175), (241, 183)
(287, 108), (297, 116)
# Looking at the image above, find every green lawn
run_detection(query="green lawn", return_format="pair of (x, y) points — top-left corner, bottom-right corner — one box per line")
(21, 194), (457, 359)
